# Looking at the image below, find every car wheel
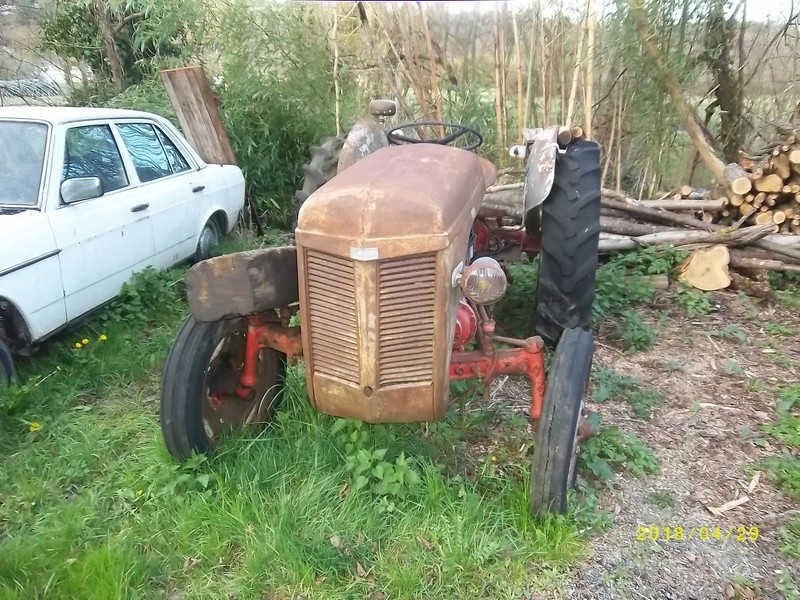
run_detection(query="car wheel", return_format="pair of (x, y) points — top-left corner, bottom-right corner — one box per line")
(0, 340), (13, 387)
(160, 316), (286, 460)
(194, 218), (220, 263)
(534, 139), (601, 347)
(530, 327), (594, 516)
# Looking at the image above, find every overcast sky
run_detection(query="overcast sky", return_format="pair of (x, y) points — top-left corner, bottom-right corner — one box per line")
(435, 0), (798, 22)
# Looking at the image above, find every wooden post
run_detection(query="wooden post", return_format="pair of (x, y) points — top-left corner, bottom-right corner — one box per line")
(160, 66), (237, 165)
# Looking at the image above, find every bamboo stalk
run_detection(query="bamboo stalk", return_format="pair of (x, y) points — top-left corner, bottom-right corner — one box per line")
(523, 5), (536, 128)
(512, 9), (524, 137)
(331, 5), (341, 135)
(418, 3), (442, 130)
(493, 5), (506, 150)
(565, 5), (587, 128)
(583, 0), (596, 138)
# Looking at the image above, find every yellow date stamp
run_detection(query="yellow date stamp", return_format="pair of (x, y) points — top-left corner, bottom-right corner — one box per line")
(635, 525), (759, 543)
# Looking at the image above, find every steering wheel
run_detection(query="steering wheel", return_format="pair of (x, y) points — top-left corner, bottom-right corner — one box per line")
(387, 121), (484, 151)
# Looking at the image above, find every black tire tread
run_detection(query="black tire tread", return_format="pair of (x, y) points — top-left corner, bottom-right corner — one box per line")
(161, 317), (286, 461)
(160, 316), (219, 459)
(530, 328), (594, 516)
(535, 139), (601, 347)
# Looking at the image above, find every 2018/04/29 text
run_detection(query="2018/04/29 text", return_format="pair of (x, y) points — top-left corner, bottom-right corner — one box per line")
(636, 525), (759, 543)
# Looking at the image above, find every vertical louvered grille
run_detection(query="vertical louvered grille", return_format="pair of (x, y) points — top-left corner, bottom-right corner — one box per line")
(379, 254), (437, 386)
(306, 250), (359, 384)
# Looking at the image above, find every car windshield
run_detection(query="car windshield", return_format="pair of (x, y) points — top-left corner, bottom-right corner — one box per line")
(0, 121), (48, 206)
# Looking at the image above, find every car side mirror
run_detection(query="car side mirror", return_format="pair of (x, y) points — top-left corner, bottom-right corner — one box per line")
(61, 177), (103, 204)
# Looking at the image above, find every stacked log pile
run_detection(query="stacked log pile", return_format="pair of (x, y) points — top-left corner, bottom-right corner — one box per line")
(721, 134), (800, 232)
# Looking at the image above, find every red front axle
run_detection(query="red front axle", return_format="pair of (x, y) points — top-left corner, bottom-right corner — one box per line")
(449, 334), (546, 422)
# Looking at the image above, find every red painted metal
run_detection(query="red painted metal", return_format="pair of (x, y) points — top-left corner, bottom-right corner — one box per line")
(453, 299), (478, 350)
(449, 331), (546, 422)
(235, 316), (303, 398)
(472, 219), (490, 254)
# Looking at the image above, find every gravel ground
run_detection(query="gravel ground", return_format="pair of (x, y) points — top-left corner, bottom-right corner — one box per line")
(559, 290), (800, 599)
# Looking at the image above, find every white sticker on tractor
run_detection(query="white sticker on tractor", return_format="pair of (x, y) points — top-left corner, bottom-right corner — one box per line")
(350, 247), (379, 261)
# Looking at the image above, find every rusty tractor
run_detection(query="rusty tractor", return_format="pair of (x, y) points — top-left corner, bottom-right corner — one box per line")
(160, 100), (601, 515)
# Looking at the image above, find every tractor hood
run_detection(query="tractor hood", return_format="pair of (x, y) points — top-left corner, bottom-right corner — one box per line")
(295, 144), (496, 261)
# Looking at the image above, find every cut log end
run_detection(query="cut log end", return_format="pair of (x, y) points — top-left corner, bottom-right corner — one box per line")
(731, 177), (752, 196)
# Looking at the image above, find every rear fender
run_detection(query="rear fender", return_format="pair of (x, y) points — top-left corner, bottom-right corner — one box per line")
(185, 246), (299, 322)
(522, 126), (560, 230)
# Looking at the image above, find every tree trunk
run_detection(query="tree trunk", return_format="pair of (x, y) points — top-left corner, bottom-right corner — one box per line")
(705, 0), (747, 163)
(94, 0), (126, 91)
(627, 0), (728, 190)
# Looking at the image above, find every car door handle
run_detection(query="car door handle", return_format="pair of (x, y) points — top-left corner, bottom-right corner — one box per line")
(192, 185), (205, 193)
(130, 203), (150, 213)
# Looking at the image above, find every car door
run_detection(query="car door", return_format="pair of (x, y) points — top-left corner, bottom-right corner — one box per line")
(114, 121), (202, 268)
(47, 122), (156, 322)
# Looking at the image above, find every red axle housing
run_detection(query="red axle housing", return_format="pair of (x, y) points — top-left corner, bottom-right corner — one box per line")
(449, 334), (546, 422)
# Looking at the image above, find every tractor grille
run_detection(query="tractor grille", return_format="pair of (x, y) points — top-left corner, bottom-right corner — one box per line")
(306, 250), (359, 384)
(378, 254), (437, 386)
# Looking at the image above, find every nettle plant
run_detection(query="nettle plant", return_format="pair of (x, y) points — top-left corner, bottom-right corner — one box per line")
(331, 419), (422, 508)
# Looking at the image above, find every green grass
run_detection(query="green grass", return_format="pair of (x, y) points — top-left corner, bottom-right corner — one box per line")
(762, 383), (800, 561)
(0, 239), (593, 599)
(0, 365), (586, 598)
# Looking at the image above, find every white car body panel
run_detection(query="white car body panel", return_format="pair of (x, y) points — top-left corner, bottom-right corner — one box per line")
(0, 212), (66, 340)
(0, 107), (246, 348)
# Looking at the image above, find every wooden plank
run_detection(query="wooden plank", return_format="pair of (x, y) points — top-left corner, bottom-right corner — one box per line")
(186, 247), (299, 322)
(159, 65), (237, 165)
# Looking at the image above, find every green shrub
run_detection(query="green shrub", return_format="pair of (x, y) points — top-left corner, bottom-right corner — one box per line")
(580, 426), (660, 483)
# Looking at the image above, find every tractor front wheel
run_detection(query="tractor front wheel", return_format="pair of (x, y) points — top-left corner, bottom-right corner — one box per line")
(160, 316), (285, 460)
(530, 327), (594, 516)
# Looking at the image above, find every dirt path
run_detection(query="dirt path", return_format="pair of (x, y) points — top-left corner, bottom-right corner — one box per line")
(559, 291), (800, 599)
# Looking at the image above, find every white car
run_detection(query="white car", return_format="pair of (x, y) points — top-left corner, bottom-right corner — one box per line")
(0, 107), (245, 381)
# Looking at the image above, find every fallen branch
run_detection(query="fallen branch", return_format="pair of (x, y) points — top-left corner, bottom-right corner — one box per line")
(729, 255), (800, 272)
(600, 217), (675, 236)
(638, 198), (727, 211)
(598, 223), (776, 252)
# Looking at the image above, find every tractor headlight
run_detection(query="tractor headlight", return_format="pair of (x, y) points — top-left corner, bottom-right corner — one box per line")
(460, 257), (508, 305)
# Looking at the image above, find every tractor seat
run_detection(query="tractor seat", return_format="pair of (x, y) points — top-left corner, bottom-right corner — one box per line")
(369, 99), (397, 118)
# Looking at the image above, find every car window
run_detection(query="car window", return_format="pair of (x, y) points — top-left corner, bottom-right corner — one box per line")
(0, 121), (47, 206)
(116, 123), (175, 183)
(62, 124), (128, 194)
(155, 127), (191, 174)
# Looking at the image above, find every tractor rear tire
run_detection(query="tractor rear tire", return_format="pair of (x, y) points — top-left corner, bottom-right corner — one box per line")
(294, 136), (344, 226)
(530, 327), (594, 516)
(534, 139), (601, 347)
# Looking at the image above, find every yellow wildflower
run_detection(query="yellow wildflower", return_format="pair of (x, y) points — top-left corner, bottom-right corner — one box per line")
(99, 334), (108, 342)
(74, 342), (83, 349)
(81, 338), (89, 345)
(136, 489), (143, 497)
(29, 421), (42, 433)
